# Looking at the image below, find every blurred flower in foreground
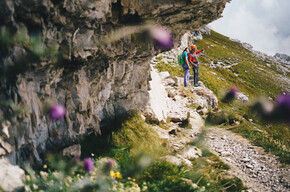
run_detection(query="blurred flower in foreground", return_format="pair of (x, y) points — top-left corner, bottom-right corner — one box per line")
(271, 93), (290, 123)
(252, 93), (290, 123)
(251, 99), (274, 120)
(150, 26), (174, 50)
(222, 88), (238, 103)
(110, 170), (122, 179)
(84, 158), (94, 173)
(104, 158), (116, 171)
(49, 104), (66, 120)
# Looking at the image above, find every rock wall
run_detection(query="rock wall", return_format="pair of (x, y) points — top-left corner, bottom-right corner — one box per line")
(0, 0), (229, 165)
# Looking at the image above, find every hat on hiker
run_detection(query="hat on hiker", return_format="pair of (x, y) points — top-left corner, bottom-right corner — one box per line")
(183, 47), (188, 51)
(190, 44), (196, 50)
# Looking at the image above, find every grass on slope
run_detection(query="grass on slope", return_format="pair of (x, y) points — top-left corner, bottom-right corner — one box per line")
(81, 113), (245, 191)
(196, 30), (288, 99)
(154, 30), (290, 164)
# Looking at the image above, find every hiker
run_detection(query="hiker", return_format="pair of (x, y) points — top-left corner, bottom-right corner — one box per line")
(188, 44), (210, 87)
(181, 47), (191, 87)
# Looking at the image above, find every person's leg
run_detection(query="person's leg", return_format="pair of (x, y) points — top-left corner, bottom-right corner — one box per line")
(193, 67), (197, 85)
(186, 69), (190, 84)
(184, 68), (189, 86)
(182, 64), (189, 86)
(195, 66), (199, 85)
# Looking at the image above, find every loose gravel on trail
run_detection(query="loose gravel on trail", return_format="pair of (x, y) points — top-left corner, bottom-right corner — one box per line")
(205, 127), (290, 192)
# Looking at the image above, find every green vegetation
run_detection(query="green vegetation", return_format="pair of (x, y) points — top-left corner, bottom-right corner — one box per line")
(154, 61), (183, 77)
(23, 113), (246, 191)
(153, 30), (290, 164)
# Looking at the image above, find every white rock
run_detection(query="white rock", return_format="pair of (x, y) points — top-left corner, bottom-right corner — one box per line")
(0, 159), (24, 191)
(226, 158), (232, 162)
(241, 158), (251, 163)
(145, 67), (169, 123)
(237, 92), (249, 104)
(159, 71), (170, 80)
(176, 155), (193, 167)
(161, 155), (182, 166)
(221, 151), (231, 157)
(246, 164), (254, 169)
(187, 111), (204, 131)
(180, 146), (202, 159)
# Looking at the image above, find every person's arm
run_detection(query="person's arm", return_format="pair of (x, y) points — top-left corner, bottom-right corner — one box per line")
(196, 49), (205, 54)
(196, 46), (210, 54)
(185, 55), (190, 69)
(189, 53), (197, 67)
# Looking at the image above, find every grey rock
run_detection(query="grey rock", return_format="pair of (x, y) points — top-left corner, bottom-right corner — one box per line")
(274, 53), (290, 65)
(62, 144), (81, 158)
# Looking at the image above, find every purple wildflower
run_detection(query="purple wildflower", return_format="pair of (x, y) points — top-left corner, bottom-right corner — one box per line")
(273, 93), (290, 123)
(150, 26), (174, 50)
(276, 93), (290, 109)
(84, 158), (94, 173)
(222, 88), (238, 103)
(229, 88), (238, 97)
(49, 104), (66, 120)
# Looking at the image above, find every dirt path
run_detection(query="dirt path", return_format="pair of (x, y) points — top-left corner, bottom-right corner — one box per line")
(205, 127), (290, 192)
(149, 43), (290, 191)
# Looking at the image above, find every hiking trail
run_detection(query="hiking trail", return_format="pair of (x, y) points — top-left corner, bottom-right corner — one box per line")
(205, 127), (289, 192)
(147, 48), (290, 191)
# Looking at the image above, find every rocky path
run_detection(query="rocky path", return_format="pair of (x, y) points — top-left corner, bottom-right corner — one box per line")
(148, 33), (290, 192)
(205, 127), (290, 192)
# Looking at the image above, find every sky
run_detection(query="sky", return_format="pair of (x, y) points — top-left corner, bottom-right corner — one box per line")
(210, 0), (290, 56)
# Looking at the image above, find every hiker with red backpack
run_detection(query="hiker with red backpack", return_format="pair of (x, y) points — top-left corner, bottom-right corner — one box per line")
(188, 44), (210, 87)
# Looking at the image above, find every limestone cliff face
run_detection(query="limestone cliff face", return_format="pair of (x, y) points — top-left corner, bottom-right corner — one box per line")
(0, 0), (229, 165)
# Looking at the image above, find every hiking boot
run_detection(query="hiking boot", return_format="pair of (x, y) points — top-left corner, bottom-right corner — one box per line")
(194, 84), (200, 87)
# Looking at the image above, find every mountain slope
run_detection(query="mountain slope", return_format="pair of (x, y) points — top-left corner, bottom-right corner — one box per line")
(154, 29), (290, 163)
(196, 30), (290, 99)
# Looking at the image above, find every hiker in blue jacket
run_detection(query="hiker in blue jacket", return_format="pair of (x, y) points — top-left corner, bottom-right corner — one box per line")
(182, 47), (191, 87)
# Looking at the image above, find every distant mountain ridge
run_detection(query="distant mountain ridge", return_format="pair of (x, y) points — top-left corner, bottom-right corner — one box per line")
(229, 38), (290, 66)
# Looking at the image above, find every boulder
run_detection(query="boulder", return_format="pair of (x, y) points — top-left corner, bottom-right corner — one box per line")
(237, 92), (249, 104)
(187, 111), (204, 131)
(62, 144), (81, 158)
(161, 155), (183, 166)
(161, 155), (192, 167)
(0, 159), (24, 191)
(192, 83), (218, 112)
(179, 146), (202, 160)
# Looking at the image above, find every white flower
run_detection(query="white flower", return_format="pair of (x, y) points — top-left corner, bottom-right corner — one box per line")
(200, 186), (206, 191)
(40, 171), (48, 180)
(192, 183), (198, 188)
(32, 184), (38, 190)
